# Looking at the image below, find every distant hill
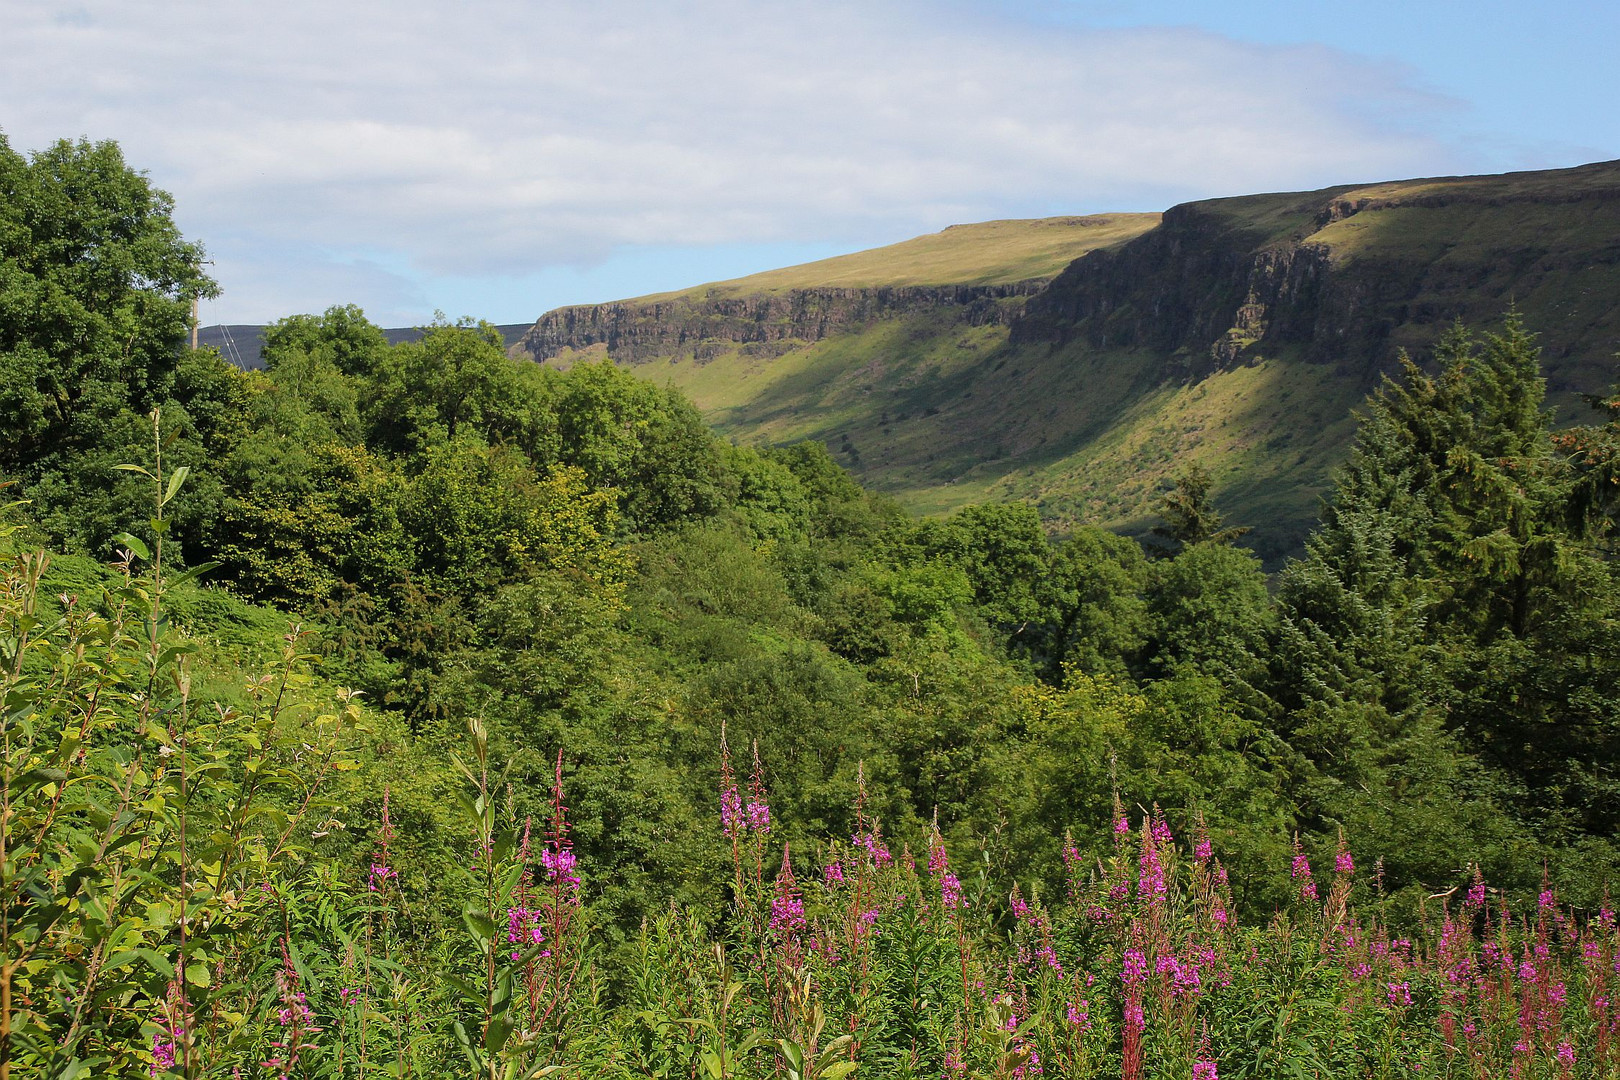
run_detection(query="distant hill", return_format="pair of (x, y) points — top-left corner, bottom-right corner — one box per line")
(510, 162), (1620, 564)
(199, 322), (536, 370)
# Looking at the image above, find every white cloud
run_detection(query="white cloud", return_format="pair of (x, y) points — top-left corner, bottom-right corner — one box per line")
(1, 0), (1462, 321)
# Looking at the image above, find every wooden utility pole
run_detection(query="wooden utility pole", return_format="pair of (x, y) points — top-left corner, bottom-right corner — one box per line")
(190, 296), (199, 350)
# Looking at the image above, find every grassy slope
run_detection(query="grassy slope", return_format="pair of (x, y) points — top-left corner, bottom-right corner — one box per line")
(542, 165), (1620, 563)
(639, 215), (1162, 297)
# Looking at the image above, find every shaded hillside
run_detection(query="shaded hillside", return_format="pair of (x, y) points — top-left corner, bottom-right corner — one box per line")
(1014, 159), (1620, 391)
(514, 163), (1620, 562)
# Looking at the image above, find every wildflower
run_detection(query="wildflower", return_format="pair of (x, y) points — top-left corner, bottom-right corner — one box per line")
(541, 846), (580, 891)
(1465, 867), (1487, 912)
(1114, 814), (1131, 836)
(1386, 981), (1412, 1007)
(1150, 814), (1173, 846)
(1291, 837), (1317, 903)
(720, 784), (743, 838)
(367, 862), (396, 892)
(1122, 947), (1148, 986)
(1193, 1060), (1219, 1080)
(1335, 836), (1354, 876)
(941, 873), (965, 911)
(770, 891), (806, 934)
(1137, 837), (1166, 902)
(150, 1027), (178, 1077)
(824, 859), (845, 886)
(854, 829), (892, 867)
(1556, 1041), (1576, 1067)
(746, 797), (771, 835)
(1195, 833), (1213, 863)
(1065, 1001), (1092, 1030)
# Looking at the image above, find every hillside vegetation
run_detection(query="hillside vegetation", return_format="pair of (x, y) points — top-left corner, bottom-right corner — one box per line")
(522, 160), (1620, 562)
(6, 132), (1620, 1077)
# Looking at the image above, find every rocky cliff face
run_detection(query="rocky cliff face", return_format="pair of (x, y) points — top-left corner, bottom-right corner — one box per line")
(514, 282), (1042, 364)
(1012, 162), (1620, 390)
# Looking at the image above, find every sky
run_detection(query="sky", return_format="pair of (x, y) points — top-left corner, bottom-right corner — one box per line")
(2, 0), (1615, 328)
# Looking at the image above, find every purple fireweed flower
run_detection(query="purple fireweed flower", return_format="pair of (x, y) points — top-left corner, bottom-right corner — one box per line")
(1114, 815), (1131, 836)
(928, 839), (949, 876)
(1557, 1041), (1576, 1067)
(941, 873), (965, 911)
(1386, 981), (1412, 1007)
(150, 1027), (178, 1077)
(1291, 841), (1317, 902)
(746, 798), (771, 835)
(1151, 816), (1173, 845)
(1195, 834), (1213, 862)
(824, 859), (845, 885)
(1122, 948), (1148, 986)
(720, 786), (743, 839)
(1466, 870), (1487, 913)
(770, 892), (806, 934)
(367, 863), (395, 892)
(1138, 841), (1166, 902)
(1192, 1060), (1218, 1080)
(1540, 887), (1557, 912)
(1335, 845), (1355, 876)
(1066, 1001), (1091, 1030)
(854, 830), (892, 867)
(542, 846), (580, 890)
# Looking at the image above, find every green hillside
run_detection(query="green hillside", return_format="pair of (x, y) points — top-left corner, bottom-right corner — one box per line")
(526, 160), (1620, 563)
(644, 213), (1161, 296)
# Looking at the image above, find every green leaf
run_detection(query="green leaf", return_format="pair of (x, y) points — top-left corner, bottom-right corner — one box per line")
(462, 908), (497, 943)
(485, 1016), (514, 1055)
(111, 532), (151, 561)
(112, 464), (154, 478)
(162, 466), (190, 506)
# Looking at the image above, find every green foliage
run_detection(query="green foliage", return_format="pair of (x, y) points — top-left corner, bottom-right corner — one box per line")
(7, 135), (1620, 1075)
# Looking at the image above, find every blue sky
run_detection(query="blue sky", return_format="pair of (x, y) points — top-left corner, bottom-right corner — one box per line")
(3, 0), (1614, 328)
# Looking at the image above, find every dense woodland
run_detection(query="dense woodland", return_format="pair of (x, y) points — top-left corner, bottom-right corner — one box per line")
(5, 136), (1620, 1078)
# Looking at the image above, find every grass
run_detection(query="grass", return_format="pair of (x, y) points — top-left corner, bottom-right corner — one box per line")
(633, 214), (1161, 300)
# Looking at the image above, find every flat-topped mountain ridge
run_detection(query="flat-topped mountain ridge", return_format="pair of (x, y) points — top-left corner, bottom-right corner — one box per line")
(513, 160), (1620, 562)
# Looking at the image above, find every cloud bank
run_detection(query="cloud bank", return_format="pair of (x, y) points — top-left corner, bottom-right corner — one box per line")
(3, 0), (1460, 322)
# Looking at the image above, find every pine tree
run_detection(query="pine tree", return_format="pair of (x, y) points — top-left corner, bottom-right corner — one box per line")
(1267, 316), (1620, 889)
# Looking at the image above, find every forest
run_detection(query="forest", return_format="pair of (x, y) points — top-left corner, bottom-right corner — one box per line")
(4, 136), (1620, 1078)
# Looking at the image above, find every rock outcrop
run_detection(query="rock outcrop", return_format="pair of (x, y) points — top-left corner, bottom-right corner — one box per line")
(513, 282), (1042, 364)
(1012, 160), (1620, 390)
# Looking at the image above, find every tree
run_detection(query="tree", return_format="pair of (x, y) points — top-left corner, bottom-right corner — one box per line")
(1149, 463), (1250, 555)
(1265, 316), (1620, 889)
(0, 134), (216, 467)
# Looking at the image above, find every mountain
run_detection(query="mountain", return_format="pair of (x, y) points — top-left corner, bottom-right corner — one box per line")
(511, 161), (1620, 563)
(198, 322), (537, 370)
